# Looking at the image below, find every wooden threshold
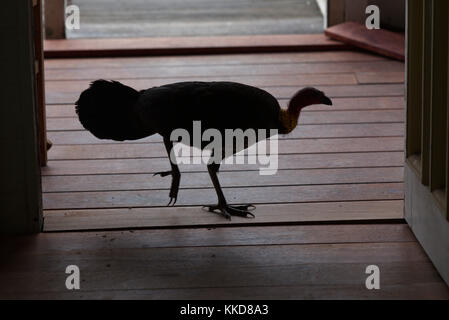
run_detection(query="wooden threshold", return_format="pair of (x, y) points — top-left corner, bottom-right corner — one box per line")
(44, 34), (350, 58)
(43, 200), (404, 232)
(325, 22), (405, 61)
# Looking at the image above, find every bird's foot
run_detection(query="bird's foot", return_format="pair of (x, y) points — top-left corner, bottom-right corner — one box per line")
(202, 204), (256, 220)
(153, 170), (180, 206)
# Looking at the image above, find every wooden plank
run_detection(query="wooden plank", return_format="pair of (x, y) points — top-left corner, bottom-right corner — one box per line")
(42, 182), (403, 210)
(45, 84), (405, 104)
(44, 51), (386, 69)
(47, 123), (405, 145)
(298, 110), (404, 124)
(41, 152), (405, 176)
(47, 137), (404, 160)
(47, 72), (358, 87)
(45, 96), (405, 118)
(356, 72), (405, 84)
(44, 60), (404, 81)
(325, 21), (405, 61)
(44, 34), (350, 58)
(45, 109), (404, 131)
(42, 200), (405, 231)
(7, 224), (416, 250)
(42, 167), (404, 193)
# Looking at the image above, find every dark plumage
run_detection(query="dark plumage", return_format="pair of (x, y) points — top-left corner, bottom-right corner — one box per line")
(76, 80), (332, 219)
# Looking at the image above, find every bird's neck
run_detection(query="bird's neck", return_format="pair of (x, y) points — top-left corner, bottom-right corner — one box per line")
(279, 108), (300, 134)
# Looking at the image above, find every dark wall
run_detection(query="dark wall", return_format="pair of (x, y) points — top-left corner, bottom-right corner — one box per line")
(370, 0), (405, 31)
(0, 2), (43, 234)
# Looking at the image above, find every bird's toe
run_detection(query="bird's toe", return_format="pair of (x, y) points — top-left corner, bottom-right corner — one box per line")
(154, 170), (173, 177)
(227, 206), (255, 219)
(202, 205), (232, 220)
(229, 204), (256, 212)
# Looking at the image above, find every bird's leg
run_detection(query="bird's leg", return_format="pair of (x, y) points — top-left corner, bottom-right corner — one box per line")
(153, 137), (181, 206)
(203, 163), (255, 220)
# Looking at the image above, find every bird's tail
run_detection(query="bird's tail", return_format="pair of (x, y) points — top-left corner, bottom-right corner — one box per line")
(75, 79), (143, 141)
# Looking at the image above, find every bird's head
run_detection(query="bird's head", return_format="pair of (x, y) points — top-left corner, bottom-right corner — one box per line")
(280, 87), (333, 134)
(292, 87), (333, 109)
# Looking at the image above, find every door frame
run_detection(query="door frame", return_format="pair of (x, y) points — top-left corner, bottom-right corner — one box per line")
(35, 0), (48, 166)
(404, 0), (449, 286)
(0, 0), (43, 234)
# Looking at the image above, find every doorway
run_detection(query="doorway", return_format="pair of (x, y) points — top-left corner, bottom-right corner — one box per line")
(66, 0), (325, 38)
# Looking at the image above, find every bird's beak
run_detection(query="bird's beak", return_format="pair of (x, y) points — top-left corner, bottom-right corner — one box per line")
(321, 95), (333, 106)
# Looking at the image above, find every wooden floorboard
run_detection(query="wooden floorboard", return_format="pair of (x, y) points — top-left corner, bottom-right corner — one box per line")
(42, 152), (404, 176)
(44, 61), (404, 82)
(8, 224), (419, 249)
(44, 34), (348, 58)
(45, 66), (404, 83)
(42, 201), (404, 231)
(356, 72), (405, 84)
(44, 51), (386, 69)
(42, 167), (403, 193)
(43, 183), (403, 210)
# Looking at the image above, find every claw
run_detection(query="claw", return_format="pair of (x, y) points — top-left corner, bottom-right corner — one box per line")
(167, 196), (178, 206)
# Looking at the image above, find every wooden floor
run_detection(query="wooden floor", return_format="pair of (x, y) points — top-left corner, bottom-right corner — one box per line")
(67, 0), (323, 38)
(1, 224), (448, 299)
(43, 50), (405, 231)
(1, 50), (448, 299)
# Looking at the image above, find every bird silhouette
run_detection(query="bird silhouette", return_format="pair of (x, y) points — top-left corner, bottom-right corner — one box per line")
(76, 80), (332, 219)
